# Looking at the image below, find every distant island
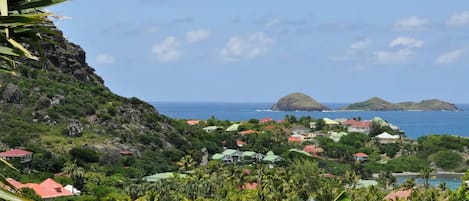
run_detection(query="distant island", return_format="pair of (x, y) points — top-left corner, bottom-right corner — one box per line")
(343, 97), (459, 111)
(271, 92), (329, 111)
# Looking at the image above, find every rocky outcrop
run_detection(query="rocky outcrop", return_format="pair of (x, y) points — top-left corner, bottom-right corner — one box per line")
(2, 83), (21, 103)
(343, 97), (459, 111)
(271, 92), (329, 111)
(67, 119), (83, 137)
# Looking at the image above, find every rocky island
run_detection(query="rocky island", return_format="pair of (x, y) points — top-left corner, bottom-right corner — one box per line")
(343, 97), (459, 111)
(271, 92), (329, 111)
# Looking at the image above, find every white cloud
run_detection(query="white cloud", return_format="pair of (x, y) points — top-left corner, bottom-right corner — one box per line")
(374, 49), (414, 64)
(389, 37), (424, 48)
(393, 16), (429, 31)
(447, 11), (469, 27)
(186, 29), (211, 44)
(96, 53), (116, 64)
(351, 39), (371, 50)
(151, 36), (182, 62)
(219, 32), (274, 62)
(435, 49), (464, 64)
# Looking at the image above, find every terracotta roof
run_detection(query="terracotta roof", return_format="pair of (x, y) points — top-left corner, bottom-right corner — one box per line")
(259, 118), (273, 123)
(344, 119), (371, 128)
(384, 189), (413, 201)
(243, 182), (258, 190)
(239, 130), (257, 135)
(7, 178), (73, 199)
(288, 136), (302, 143)
(303, 145), (323, 153)
(276, 120), (286, 124)
(186, 120), (201, 125)
(119, 150), (133, 155)
(236, 140), (246, 146)
(0, 149), (32, 157)
(264, 125), (276, 130)
(353, 152), (369, 157)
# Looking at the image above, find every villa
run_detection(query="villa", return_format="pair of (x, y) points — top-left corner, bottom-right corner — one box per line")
(384, 189), (413, 201)
(259, 118), (273, 124)
(226, 123), (240, 131)
(239, 130), (257, 135)
(353, 152), (369, 161)
(343, 119), (371, 134)
(7, 178), (73, 199)
(0, 149), (33, 163)
(375, 132), (400, 144)
(202, 126), (223, 133)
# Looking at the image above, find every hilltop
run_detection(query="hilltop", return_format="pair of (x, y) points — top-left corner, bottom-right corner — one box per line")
(0, 23), (196, 174)
(343, 97), (459, 111)
(271, 92), (329, 111)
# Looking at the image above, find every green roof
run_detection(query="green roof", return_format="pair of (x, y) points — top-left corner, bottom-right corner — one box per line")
(266, 151), (275, 156)
(243, 151), (257, 157)
(211, 153), (224, 160)
(263, 155), (282, 163)
(222, 149), (238, 155)
(323, 118), (339, 125)
(356, 180), (378, 188)
(288, 149), (312, 157)
(226, 124), (240, 131)
(144, 172), (187, 182)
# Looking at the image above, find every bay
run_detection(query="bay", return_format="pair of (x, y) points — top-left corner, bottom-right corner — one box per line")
(151, 102), (469, 139)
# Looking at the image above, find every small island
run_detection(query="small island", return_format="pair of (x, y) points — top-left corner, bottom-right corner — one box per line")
(271, 92), (329, 111)
(343, 97), (459, 111)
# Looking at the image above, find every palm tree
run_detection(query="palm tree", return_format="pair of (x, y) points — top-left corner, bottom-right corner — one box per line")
(378, 171), (396, 189)
(62, 162), (85, 190)
(419, 167), (435, 188)
(176, 155), (197, 172)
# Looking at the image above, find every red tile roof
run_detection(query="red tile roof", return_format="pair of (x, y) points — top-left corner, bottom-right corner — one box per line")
(239, 130), (257, 135)
(288, 136), (302, 143)
(344, 119), (371, 128)
(353, 152), (369, 157)
(119, 150), (133, 155)
(186, 120), (201, 125)
(0, 149), (32, 157)
(243, 182), (258, 190)
(259, 118), (273, 123)
(236, 140), (246, 146)
(384, 189), (413, 201)
(303, 145), (323, 153)
(7, 178), (73, 199)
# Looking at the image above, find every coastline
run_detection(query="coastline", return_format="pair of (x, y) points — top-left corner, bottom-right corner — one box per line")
(373, 172), (465, 178)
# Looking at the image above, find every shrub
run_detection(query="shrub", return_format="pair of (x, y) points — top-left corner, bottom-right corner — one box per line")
(70, 147), (99, 163)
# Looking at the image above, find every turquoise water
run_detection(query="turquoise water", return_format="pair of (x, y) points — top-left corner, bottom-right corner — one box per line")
(395, 175), (463, 190)
(152, 102), (469, 139)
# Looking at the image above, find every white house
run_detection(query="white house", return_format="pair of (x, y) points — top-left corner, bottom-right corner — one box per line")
(374, 132), (400, 144)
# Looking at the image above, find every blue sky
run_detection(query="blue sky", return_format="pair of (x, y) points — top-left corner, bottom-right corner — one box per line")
(50, 0), (469, 103)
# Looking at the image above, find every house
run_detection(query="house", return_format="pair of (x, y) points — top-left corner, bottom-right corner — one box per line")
(7, 178), (73, 199)
(384, 189), (413, 201)
(144, 172), (187, 182)
(356, 180), (378, 188)
(375, 132), (400, 144)
(288, 135), (303, 143)
(236, 140), (246, 147)
(211, 149), (244, 164)
(226, 123), (240, 132)
(119, 150), (133, 156)
(329, 131), (348, 142)
(353, 152), (369, 161)
(291, 126), (310, 135)
(263, 125), (276, 131)
(323, 118), (340, 127)
(262, 151), (283, 165)
(64, 185), (81, 195)
(239, 130), (257, 135)
(186, 120), (201, 125)
(303, 145), (323, 155)
(259, 118), (273, 124)
(343, 119), (371, 134)
(0, 149), (33, 163)
(202, 126), (222, 133)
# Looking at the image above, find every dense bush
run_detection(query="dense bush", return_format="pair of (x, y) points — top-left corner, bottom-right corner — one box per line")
(433, 150), (462, 170)
(70, 147), (100, 163)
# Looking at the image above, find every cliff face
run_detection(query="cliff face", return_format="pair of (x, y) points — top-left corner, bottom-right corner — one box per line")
(271, 92), (329, 111)
(0, 24), (187, 153)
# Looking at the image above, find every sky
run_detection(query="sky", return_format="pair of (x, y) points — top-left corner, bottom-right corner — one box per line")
(50, 0), (469, 103)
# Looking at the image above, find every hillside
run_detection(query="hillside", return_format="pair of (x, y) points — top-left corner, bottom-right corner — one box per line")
(0, 23), (196, 175)
(343, 97), (459, 111)
(271, 92), (329, 111)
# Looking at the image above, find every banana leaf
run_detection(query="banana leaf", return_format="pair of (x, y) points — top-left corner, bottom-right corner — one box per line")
(0, 14), (48, 27)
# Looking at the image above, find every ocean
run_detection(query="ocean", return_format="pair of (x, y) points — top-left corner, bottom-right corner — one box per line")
(151, 102), (469, 139)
